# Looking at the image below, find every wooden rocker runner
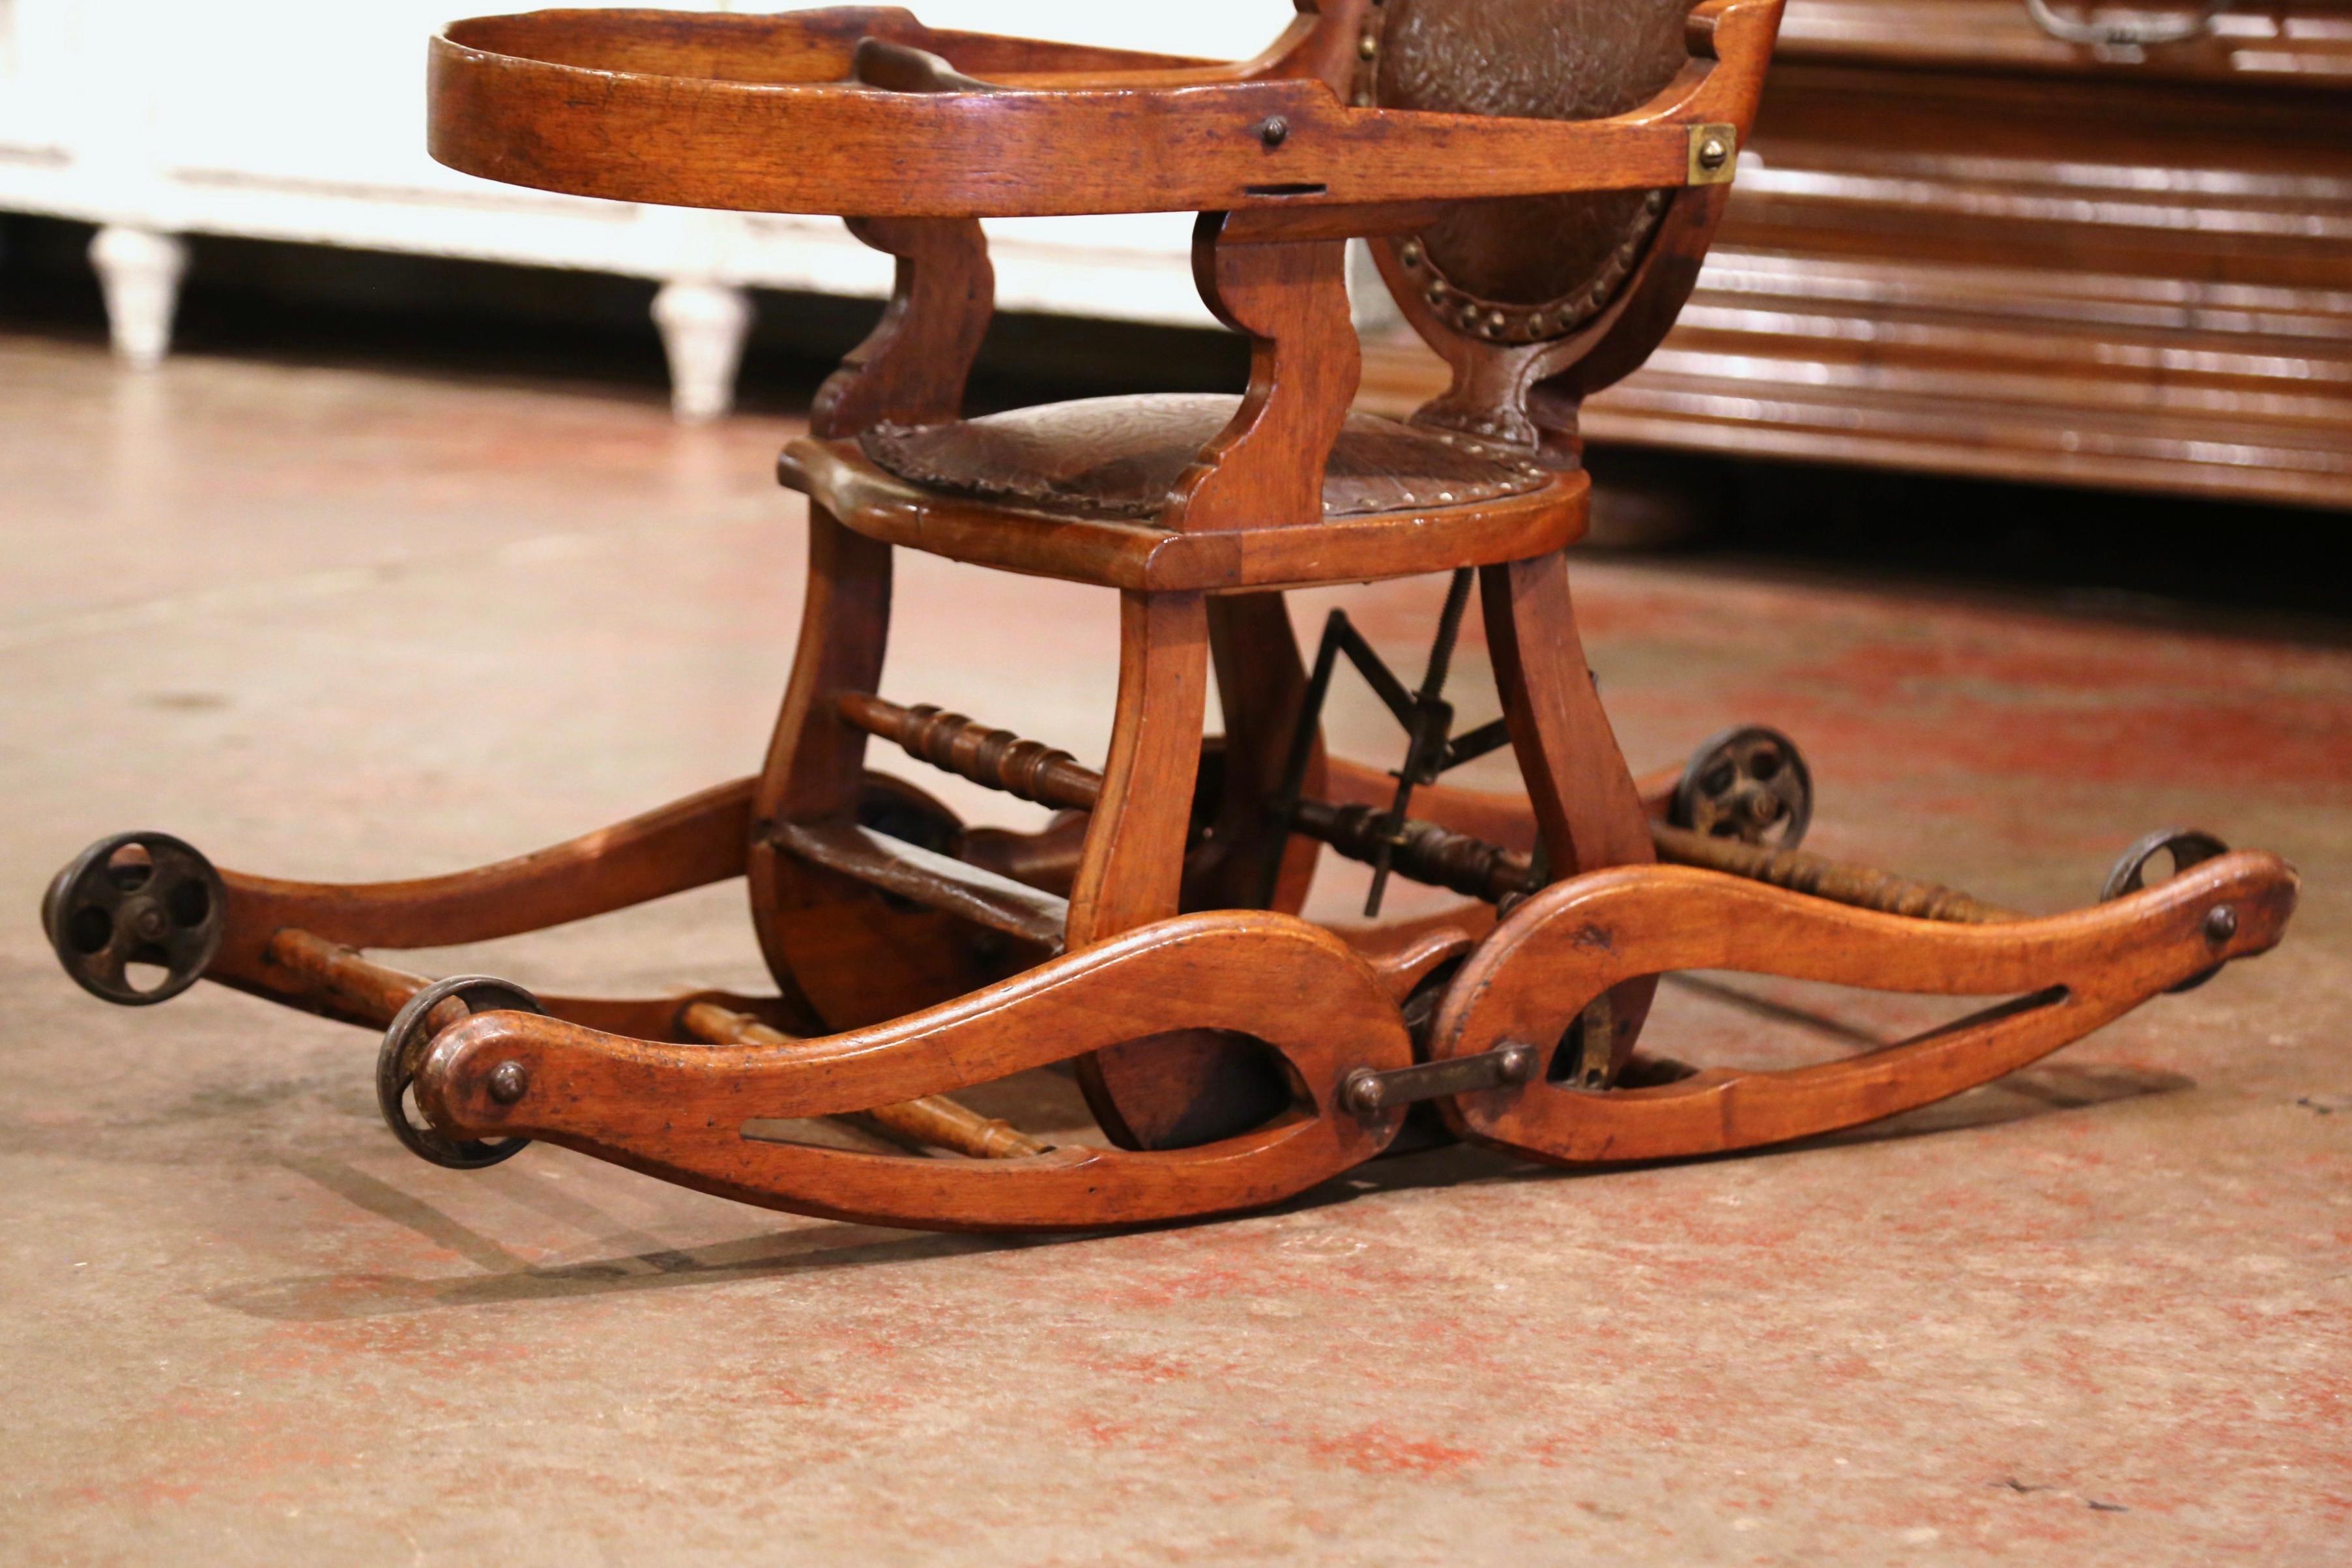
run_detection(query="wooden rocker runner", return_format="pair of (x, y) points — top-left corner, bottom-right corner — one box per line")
(43, 1), (2298, 1233)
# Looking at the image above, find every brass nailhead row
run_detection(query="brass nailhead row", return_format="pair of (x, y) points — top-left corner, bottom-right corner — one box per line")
(1397, 190), (1670, 343)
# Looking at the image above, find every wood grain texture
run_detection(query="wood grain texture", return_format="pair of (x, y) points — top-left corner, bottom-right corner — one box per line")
(1429, 854), (2299, 1163)
(1067, 590), (1211, 950)
(416, 910), (1413, 1232)
(427, 2), (1784, 218)
(213, 777), (753, 986)
(1169, 216), (1359, 534)
(1195, 593), (1324, 914)
(252, 928), (794, 1043)
(680, 1000), (1049, 1160)
(777, 437), (1588, 593)
(773, 820), (1069, 951)
(810, 216), (993, 439)
(1481, 548), (1661, 1066)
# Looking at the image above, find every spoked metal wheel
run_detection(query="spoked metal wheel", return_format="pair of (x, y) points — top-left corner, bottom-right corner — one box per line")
(2104, 828), (2233, 993)
(1673, 725), (1812, 849)
(377, 975), (545, 1169)
(42, 831), (225, 1006)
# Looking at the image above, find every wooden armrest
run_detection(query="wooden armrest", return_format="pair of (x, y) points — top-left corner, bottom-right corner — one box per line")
(441, 8), (1220, 85)
(429, 1), (1786, 220)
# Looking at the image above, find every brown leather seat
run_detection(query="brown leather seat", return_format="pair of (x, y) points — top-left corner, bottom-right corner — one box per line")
(781, 390), (1591, 592)
(859, 392), (1552, 523)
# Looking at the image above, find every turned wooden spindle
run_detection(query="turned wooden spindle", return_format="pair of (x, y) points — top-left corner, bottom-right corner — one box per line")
(1292, 798), (2016, 925)
(680, 1002), (1051, 1160)
(1291, 798), (1532, 905)
(1649, 824), (2018, 925)
(837, 693), (1101, 812)
(839, 693), (2015, 925)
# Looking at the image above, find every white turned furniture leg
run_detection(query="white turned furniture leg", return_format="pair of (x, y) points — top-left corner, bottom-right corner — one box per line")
(89, 225), (188, 371)
(652, 279), (752, 422)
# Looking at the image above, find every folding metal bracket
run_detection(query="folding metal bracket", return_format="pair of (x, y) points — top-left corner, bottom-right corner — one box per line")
(1340, 1042), (1537, 1118)
(1263, 568), (1520, 914)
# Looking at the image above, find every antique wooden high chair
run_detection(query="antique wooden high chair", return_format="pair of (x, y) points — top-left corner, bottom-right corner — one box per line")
(43, 1), (2297, 1232)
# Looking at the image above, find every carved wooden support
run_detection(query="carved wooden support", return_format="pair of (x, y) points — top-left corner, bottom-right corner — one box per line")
(811, 216), (994, 439)
(1167, 211), (1359, 534)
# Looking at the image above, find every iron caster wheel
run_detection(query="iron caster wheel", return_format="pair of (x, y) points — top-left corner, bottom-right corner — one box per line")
(1673, 725), (1812, 849)
(377, 975), (545, 1170)
(2103, 828), (2232, 994)
(42, 831), (225, 1006)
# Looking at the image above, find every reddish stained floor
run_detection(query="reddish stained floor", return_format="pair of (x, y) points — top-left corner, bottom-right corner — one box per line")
(2, 335), (2347, 1565)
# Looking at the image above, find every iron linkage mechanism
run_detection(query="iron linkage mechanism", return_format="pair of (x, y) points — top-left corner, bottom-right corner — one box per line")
(1264, 568), (1520, 915)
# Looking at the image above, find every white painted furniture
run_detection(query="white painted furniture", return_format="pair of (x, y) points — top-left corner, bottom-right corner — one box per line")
(0, 1), (1281, 418)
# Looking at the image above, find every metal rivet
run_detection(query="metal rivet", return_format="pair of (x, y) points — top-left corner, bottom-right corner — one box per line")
(487, 1060), (530, 1104)
(2204, 905), (2239, 943)
(1697, 135), (1731, 173)
(1437, 491), (1456, 504)
(1259, 115), (1288, 147)
(1400, 239), (1422, 267)
(1342, 1069), (1384, 1116)
(1358, 33), (1379, 59)
(1351, 89), (1372, 107)
(1496, 1043), (1537, 1086)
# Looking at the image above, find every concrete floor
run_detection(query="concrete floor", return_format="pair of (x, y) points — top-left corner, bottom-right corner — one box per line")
(2, 332), (2347, 1564)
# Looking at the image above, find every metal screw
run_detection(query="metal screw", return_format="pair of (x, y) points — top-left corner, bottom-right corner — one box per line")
(132, 904), (168, 941)
(1696, 134), (1731, 173)
(487, 1060), (530, 1104)
(1259, 115), (1288, 147)
(2203, 905), (2239, 943)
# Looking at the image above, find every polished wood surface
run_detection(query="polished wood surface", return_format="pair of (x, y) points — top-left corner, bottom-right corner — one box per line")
(1361, 0), (2352, 506)
(416, 912), (1414, 1232)
(38, 1), (2308, 1240)
(777, 436), (1591, 592)
(427, 2), (1780, 218)
(1429, 853), (2297, 1162)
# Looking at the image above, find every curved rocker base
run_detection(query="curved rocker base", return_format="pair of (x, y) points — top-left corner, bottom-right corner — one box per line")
(1428, 854), (2299, 1166)
(416, 912), (1412, 1232)
(42, 769), (2300, 1236)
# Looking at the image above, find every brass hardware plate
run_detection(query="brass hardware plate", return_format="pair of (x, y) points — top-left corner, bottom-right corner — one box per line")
(1689, 123), (1739, 185)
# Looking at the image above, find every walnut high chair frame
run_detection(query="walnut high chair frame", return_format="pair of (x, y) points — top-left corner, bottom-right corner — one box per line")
(43, 0), (2297, 1233)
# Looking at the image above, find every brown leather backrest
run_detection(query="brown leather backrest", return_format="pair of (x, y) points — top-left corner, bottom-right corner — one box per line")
(1365, 0), (1692, 345)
